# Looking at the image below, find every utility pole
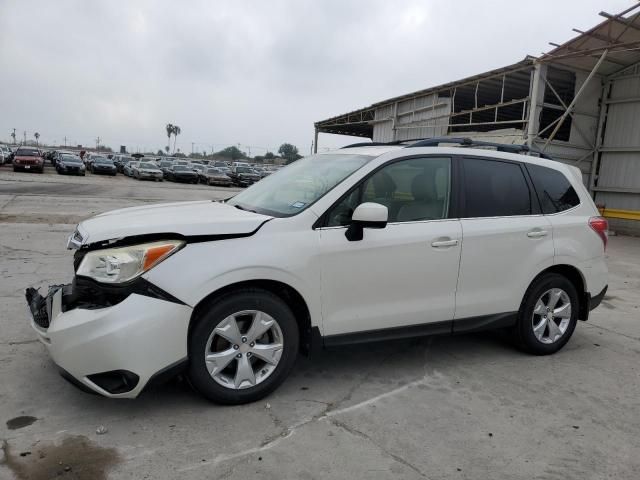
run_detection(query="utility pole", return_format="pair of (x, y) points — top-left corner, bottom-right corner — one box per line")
(23, 131), (27, 145)
(95, 137), (101, 150)
(191, 142), (195, 155)
(11, 128), (16, 145)
(64, 136), (67, 147)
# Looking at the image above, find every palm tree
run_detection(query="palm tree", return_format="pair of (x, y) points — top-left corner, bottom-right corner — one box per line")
(10, 131), (16, 144)
(165, 124), (174, 153)
(34, 132), (40, 146)
(172, 125), (181, 153)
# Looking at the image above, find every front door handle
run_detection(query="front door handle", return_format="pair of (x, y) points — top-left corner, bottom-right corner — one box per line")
(431, 239), (459, 248)
(527, 229), (548, 238)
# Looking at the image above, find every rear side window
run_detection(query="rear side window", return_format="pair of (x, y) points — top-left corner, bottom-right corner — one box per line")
(462, 158), (531, 217)
(527, 164), (580, 214)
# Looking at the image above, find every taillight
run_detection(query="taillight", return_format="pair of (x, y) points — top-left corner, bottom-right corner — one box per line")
(589, 216), (608, 251)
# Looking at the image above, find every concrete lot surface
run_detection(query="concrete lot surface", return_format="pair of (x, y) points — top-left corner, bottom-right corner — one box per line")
(0, 170), (639, 479)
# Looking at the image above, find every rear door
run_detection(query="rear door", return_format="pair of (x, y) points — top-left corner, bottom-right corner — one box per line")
(454, 156), (554, 330)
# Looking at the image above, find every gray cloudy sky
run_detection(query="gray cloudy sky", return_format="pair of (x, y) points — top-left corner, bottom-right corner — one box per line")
(0, 0), (631, 155)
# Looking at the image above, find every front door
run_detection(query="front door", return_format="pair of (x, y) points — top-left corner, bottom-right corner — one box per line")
(317, 156), (462, 337)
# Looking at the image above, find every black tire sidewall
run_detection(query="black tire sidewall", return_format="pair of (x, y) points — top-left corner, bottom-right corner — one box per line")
(517, 273), (579, 355)
(188, 289), (299, 405)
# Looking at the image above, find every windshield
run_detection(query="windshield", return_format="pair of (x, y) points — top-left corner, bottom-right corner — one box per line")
(16, 148), (39, 156)
(236, 167), (254, 173)
(61, 155), (81, 163)
(228, 153), (372, 217)
(173, 165), (189, 171)
(140, 162), (157, 169)
(95, 158), (112, 164)
(208, 168), (222, 174)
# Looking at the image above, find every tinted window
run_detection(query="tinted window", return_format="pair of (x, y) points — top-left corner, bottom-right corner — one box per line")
(326, 157), (451, 227)
(462, 158), (531, 217)
(527, 164), (580, 214)
(16, 148), (39, 156)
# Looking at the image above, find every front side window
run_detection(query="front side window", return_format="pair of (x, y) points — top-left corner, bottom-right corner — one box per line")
(227, 154), (373, 217)
(527, 164), (579, 214)
(325, 157), (451, 227)
(462, 157), (531, 217)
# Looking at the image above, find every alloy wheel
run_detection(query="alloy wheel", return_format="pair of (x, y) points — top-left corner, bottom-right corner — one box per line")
(532, 288), (572, 344)
(204, 310), (284, 390)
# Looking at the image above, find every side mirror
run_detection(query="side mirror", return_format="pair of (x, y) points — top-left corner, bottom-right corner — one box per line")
(345, 202), (388, 241)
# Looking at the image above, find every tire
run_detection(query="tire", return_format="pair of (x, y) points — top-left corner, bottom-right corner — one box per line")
(512, 273), (579, 355)
(188, 288), (299, 405)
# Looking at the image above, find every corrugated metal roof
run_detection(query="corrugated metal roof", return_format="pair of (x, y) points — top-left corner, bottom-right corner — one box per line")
(315, 58), (534, 128)
(540, 4), (640, 76)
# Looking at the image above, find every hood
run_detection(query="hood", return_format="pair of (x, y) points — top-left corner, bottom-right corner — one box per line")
(74, 200), (272, 246)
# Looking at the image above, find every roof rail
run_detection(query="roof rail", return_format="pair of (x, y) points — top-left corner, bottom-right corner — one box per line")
(341, 141), (399, 148)
(341, 137), (552, 159)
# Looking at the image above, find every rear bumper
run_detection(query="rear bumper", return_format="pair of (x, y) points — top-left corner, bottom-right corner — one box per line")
(26, 284), (191, 398)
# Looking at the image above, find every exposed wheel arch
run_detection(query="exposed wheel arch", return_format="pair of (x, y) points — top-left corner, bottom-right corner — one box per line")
(526, 264), (588, 319)
(190, 279), (314, 355)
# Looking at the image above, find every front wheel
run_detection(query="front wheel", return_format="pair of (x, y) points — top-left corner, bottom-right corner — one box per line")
(188, 289), (299, 404)
(513, 273), (579, 355)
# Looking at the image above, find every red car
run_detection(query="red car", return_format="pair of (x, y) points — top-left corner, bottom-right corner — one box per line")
(13, 147), (44, 173)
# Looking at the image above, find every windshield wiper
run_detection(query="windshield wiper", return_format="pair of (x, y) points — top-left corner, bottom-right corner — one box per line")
(234, 204), (258, 213)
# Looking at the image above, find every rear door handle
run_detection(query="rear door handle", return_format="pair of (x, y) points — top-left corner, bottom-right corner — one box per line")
(527, 229), (548, 238)
(431, 239), (459, 248)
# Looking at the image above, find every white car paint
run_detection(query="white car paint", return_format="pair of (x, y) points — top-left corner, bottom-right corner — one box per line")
(31, 145), (608, 398)
(81, 200), (271, 243)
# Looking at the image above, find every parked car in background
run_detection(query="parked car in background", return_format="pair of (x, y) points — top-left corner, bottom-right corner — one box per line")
(51, 151), (74, 167)
(229, 165), (260, 187)
(113, 155), (135, 173)
(200, 167), (232, 186)
(158, 160), (174, 172)
(13, 147), (44, 173)
(165, 164), (199, 183)
(0, 145), (12, 164)
(56, 154), (86, 176)
(124, 161), (140, 177)
(190, 163), (206, 176)
(133, 162), (163, 182)
(90, 157), (117, 176)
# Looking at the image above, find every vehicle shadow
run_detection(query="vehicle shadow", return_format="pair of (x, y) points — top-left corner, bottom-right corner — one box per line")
(67, 329), (519, 413)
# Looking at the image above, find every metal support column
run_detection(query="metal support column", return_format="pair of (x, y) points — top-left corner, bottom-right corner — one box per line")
(526, 63), (544, 147)
(542, 49), (608, 152)
(589, 80), (611, 194)
(313, 128), (318, 154)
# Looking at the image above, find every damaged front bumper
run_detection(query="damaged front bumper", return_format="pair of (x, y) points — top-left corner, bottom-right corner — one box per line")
(25, 278), (192, 398)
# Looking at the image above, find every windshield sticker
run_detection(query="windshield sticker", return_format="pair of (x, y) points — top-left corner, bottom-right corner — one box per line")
(291, 201), (306, 209)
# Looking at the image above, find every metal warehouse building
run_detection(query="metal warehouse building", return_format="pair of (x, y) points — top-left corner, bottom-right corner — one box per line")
(314, 4), (640, 234)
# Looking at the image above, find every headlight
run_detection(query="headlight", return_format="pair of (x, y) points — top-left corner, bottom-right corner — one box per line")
(76, 240), (184, 284)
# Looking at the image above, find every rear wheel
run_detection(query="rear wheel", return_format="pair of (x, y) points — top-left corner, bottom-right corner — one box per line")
(513, 273), (579, 355)
(188, 289), (299, 404)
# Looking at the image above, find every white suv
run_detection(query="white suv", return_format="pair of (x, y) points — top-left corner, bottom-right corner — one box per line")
(26, 139), (609, 404)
